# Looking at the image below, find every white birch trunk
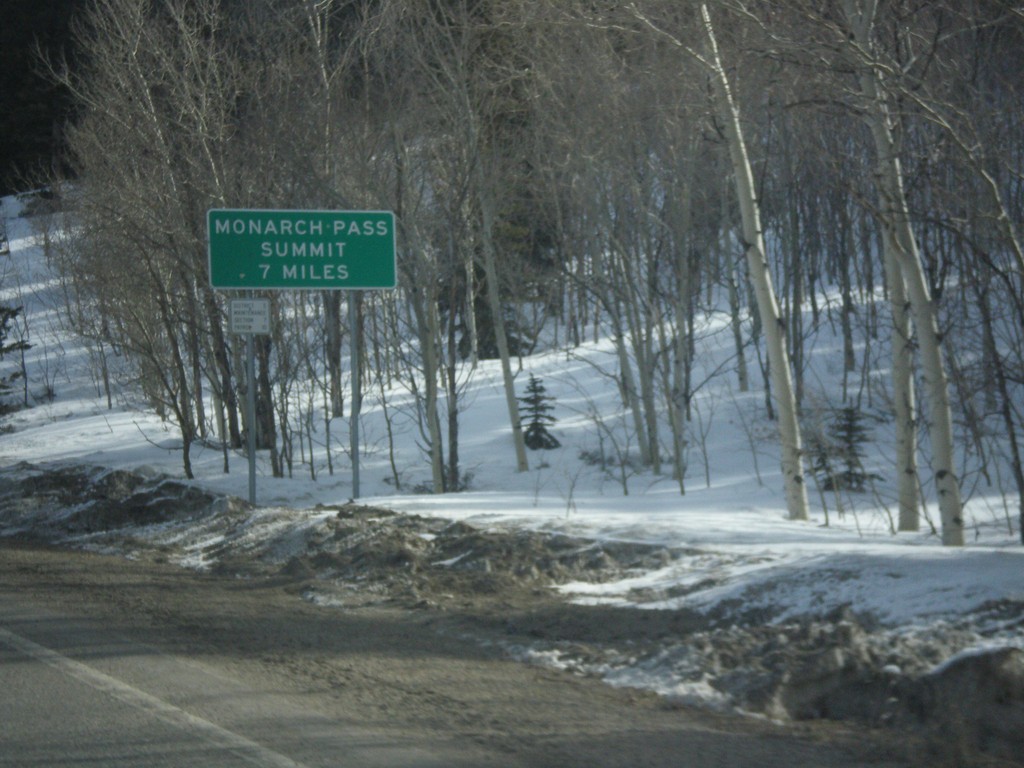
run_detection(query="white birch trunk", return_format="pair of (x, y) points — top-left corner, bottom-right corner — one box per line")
(845, 0), (965, 545)
(880, 229), (921, 531)
(419, 289), (447, 493)
(612, 323), (650, 466)
(724, 173), (749, 393)
(618, 252), (659, 471)
(700, 4), (810, 521)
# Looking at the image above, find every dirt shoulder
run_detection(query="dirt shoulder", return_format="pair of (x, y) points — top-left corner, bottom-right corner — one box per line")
(0, 539), (912, 768)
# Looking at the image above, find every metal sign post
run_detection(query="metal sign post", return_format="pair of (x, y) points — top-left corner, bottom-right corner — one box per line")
(246, 331), (257, 505)
(349, 292), (361, 499)
(229, 298), (270, 505)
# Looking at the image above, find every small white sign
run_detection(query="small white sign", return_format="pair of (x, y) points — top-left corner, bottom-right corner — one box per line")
(229, 298), (271, 335)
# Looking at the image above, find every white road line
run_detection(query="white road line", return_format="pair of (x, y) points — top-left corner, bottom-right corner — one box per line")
(0, 625), (310, 768)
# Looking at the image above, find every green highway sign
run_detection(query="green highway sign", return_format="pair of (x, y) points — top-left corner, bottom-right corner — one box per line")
(208, 209), (396, 290)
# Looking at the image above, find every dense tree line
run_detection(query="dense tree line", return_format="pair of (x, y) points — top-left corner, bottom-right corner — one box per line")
(0, 0), (78, 195)
(37, 0), (1024, 545)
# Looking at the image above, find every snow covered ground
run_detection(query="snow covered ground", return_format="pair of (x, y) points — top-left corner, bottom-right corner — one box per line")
(1, 191), (1022, 716)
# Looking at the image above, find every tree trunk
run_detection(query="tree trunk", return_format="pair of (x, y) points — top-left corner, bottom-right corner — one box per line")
(203, 288), (241, 449)
(617, 248), (658, 471)
(846, 0), (964, 545)
(724, 195), (750, 393)
(667, 176), (697, 490)
(881, 228), (920, 531)
(324, 292), (345, 418)
(700, 4), (809, 521)
(446, 291), (461, 491)
(409, 266), (446, 494)
(838, 204), (856, 383)
(476, 176), (529, 473)
(255, 335), (280, 477)
(978, 285), (1024, 545)
(786, 188), (805, 408)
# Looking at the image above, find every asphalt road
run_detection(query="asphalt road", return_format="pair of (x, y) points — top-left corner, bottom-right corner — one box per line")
(0, 543), (913, 768)
(0, 595), (481, 768)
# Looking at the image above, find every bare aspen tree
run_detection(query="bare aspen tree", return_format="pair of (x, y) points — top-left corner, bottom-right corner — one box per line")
(298, 0), (347, 420)
(358, 4), (475, 491)
(380, 0), (530, 472)
(404, 237), (448, 493)
(526, 4), (712, 482)
(841, 0), (965, 545)
(881, 228), (921, 532)
(53, 0), (251, 478)
(892, 4), (1024, 540)
(722, 185), (750, 394)
(695, 4), (810, 520)
(477, 172), (531, 472)
(727, 0), (981, 543)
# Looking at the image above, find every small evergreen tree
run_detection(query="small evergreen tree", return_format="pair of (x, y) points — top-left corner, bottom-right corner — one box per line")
(518, 374), (560, 450)
(0, 304), (31, 410)
(811, 406), (882, 492)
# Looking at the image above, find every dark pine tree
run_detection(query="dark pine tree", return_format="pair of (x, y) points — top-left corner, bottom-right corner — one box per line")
(813, 406), (882, 492)
(0, 305), (31, 410)
(518, 374), (560, 450)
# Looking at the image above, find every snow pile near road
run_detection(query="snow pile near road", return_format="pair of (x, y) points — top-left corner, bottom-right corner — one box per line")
(1, 457), (1023, 758)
